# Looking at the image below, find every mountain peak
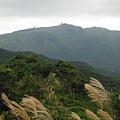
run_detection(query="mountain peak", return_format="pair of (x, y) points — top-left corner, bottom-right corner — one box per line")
(57, 23), (84, 33)
(59, 23), (82, 29)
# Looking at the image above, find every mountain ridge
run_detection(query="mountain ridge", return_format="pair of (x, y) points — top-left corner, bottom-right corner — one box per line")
(0, 23), (120, 70)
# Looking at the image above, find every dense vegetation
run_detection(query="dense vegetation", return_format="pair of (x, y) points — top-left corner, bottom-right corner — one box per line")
(0, 78), (118, 120)
(0, 48), (51, 65)
(0, 53), (120, 119)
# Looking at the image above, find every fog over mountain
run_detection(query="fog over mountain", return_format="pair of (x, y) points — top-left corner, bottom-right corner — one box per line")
(0, 23), (120, 70)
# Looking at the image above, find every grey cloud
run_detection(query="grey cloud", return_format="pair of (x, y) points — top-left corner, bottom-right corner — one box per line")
(0, 0), (120, 18)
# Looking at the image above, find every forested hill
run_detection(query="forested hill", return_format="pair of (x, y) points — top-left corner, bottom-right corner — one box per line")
(0, 48), (17, 64)
(1, 24), (120, 70)
(0, 48), (96, 74)
(1, 48), (120, 77)
(0, 48), (51, 64)
(0, 48), (120, 93)
(0, 48), (120, 119)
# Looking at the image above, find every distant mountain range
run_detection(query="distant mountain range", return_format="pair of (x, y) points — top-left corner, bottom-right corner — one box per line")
(1, 23), (120, 70)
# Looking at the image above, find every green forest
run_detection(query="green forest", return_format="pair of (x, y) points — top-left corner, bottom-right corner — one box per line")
(0, 51), (120, 120)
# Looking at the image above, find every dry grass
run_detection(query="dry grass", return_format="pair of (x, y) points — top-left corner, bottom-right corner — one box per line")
(85, 77), (110, 110)
(85, 109), (100, 120)
(85, 77), (113, 120)
(0, 116), (2, 120)
(1, 93), (53, 120)
(20, 95), (53, 120)
(1, 93), (30, 120)
(85, 83), (103, 109)
(98, 110), (113, 120)
(89, 77), (110, 102)
(71, 112), (81, 120)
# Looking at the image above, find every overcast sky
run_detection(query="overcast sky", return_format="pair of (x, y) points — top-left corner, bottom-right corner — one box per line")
(0, 0), (120, 34)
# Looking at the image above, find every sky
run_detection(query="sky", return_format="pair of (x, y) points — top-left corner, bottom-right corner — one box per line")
(0, 0), (120, 34)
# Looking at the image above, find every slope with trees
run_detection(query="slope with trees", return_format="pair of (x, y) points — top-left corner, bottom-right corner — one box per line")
(0, 53), (120, 119)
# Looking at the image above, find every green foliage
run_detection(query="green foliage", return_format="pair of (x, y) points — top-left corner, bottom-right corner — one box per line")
(48, 105), (71, 120)
(0, 64), (17, 94)
(110, 93), (120, 120)
(0, 48), (18, 65)
(54, 60), (85, 94)
(0, 54), (120, 119)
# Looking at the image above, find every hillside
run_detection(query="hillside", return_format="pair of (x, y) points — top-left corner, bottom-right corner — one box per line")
(0, 48), (120, 90)
(1, 24), (120, 70)
(0, 51), (120, 119)
(0, 48), (96, 73)
(1, 48), (120, 77)
(0, 48), (52, 64)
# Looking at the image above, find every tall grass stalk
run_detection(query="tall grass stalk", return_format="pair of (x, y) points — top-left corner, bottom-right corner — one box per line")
(1, 93), (53, 120)
(85, 77), (113, 120)
(0, 116), (2, 120)
(20, 95), (53, 120)
(98, 110), (113, 120)
(85, 109), (100, 120)
(71, 112), (81, 120)
(1, 93), (30, 120)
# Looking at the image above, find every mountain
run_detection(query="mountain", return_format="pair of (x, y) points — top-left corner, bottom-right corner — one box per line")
(1, 23), (120, 70)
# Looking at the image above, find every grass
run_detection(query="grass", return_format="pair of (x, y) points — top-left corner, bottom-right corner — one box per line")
(1, 93), (53, 120)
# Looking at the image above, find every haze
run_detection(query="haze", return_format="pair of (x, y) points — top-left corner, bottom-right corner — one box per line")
(0, 0), (120, 34)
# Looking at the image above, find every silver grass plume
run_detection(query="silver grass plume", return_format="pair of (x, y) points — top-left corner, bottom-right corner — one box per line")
(98, 110), (113, 120)
(86, 109), (100, 120)
(85, 77), (110, 110)
(1, 93), (30, 120)
(0, 116), (2, 120)
(71, 112), (81, 120)
(20, 95), (53, 120)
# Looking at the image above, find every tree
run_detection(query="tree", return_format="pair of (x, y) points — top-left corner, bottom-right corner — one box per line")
(0, 65), (17, 94)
